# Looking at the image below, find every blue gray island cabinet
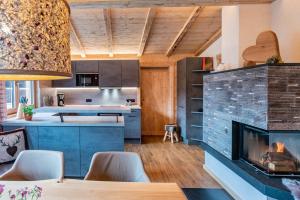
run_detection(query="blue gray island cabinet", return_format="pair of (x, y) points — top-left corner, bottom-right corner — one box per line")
(2, 114), (125, 177)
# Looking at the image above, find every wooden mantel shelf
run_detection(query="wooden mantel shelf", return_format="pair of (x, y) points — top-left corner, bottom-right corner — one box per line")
(0, 179), (187, 200)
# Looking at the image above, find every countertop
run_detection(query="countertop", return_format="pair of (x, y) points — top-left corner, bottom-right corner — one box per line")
(2, 112), (124, 127)
(34, 105), (141, 113)
(34, 105), (133, 114)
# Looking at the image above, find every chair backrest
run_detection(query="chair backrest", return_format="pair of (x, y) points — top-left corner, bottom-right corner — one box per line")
(85, 152), (150, 182)
(8, 150), (63, 182)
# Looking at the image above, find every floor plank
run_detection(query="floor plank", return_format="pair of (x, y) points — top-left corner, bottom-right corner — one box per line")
(125, 136), (220, 188)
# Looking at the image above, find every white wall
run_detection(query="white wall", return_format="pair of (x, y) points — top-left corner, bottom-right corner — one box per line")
(199, 37), (222, 68)
(221, 6), (240, 69)
(203, 1), (300, 71)
(239, 4), (272, 65)
(272, 0), (300, 62)
(221, 4), (271, 68)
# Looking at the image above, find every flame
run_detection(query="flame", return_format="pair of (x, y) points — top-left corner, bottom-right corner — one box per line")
(276, 142), (285, 153)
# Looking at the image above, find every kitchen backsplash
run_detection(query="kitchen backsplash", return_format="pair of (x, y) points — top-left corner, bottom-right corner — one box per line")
(40, 86), (139, 106)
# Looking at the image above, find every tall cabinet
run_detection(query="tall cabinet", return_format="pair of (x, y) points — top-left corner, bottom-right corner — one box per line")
(177, 57), (210, 144)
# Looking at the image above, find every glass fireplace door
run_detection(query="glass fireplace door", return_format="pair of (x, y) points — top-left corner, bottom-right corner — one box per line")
(241, 125), (300, 176)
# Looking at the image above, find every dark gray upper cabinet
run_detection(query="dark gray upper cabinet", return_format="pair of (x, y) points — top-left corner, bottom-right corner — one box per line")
(99, 60), (122, 87)
(75, 60), (99, 73)
(53, 60), (139, 88)
(121, 60), (139, 87)
(52, 62), (76, 87)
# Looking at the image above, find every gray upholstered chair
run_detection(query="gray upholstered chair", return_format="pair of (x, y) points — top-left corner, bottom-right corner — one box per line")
(0, 150), (64, 182)
(84, 152), (150, 183)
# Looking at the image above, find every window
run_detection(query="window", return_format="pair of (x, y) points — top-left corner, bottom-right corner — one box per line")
(5, 81), (35, 114)
(18, 81), (34, 105)
(5, 81), (15, 110)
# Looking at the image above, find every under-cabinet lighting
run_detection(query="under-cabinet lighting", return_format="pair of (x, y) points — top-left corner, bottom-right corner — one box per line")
(121, 87), (138, 90)
(55, 87), (100, 90)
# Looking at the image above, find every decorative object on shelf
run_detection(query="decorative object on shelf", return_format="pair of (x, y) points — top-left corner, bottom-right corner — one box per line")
(22, 105), (34, 121)
(266, 55), (283, 65)
(201, 57), (214, 71)
(242, 31), (281, 67)
(216, 54), (222, 66)
(0, 0), (71, 80)
(16, 97), (28, 119)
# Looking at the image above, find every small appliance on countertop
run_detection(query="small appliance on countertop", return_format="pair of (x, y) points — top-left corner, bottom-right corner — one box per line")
(57, 93), (65, 107)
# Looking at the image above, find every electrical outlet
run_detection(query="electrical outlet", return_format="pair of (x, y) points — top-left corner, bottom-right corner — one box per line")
(126, 99), (136, 103)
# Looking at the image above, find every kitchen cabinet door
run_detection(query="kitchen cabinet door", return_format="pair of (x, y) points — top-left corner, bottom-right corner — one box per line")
(124, 109), (141, 139)
(99, 60), (122, 87)
(52, 62), (76, 87)
(25, 126), (39, 150)
(122, 60), (139, 87)
(38, 127), (80, 177)
(75, 60), (99, 73)
(79, 127), (124, 176)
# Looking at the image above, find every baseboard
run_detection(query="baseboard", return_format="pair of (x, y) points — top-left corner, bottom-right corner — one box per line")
(125, 138), (141, 144)
(203, 165), (241, 200)
(142, 131), (165, 136)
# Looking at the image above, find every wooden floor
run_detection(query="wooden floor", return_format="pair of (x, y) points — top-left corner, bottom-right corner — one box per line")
(125, 136), (220, 188)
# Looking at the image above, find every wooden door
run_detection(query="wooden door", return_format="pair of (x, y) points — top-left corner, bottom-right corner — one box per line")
(141, 67), (170, 135)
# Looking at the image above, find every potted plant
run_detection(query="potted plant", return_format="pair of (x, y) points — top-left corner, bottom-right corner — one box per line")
(22, 105), (34, 121)
(16, 96), (28, 119)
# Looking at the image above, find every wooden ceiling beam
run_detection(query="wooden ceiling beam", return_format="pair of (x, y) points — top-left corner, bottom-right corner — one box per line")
(137, 8), (156, 57)
(166, 7), (204, 57)
(103, 8), (114, 57)
(68, 0), (274, 9)
(70, 20), (86, 58)
(194, 28), (222, 56)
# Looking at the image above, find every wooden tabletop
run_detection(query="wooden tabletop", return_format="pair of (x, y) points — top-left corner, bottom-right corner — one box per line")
(0, 179), (187, 200)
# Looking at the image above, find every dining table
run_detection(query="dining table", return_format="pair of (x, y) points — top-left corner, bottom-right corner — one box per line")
(0, 179), (187, 200)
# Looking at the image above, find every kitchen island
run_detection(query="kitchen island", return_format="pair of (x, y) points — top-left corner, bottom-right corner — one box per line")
(1, 112), (125, 177)
(31, 105), (142, 141)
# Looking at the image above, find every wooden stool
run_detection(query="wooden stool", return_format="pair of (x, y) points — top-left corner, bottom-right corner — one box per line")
(163, 124), (179, 143)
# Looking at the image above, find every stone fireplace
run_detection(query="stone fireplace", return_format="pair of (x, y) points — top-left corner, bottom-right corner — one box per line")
(203, 64), (300, 199)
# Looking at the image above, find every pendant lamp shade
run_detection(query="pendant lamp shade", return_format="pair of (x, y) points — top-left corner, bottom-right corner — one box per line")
(0, 0), (71, 80)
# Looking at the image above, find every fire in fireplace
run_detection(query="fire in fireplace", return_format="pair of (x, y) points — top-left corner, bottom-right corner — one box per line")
(259, 142), (297, 173)
(235, 123), (300, 176)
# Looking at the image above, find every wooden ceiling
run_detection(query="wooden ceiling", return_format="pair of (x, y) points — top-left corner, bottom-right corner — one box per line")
(67, 0), (274, 9)
(68, 0), (274, 58)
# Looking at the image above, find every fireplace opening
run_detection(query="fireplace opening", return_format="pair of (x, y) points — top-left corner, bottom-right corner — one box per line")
(233, 122), (300, 177)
